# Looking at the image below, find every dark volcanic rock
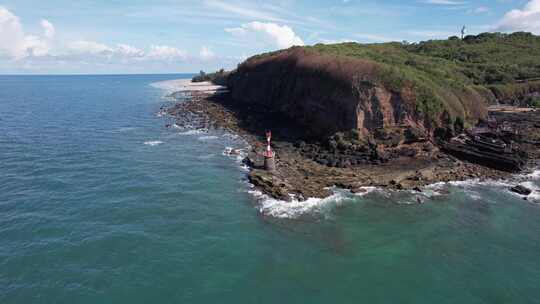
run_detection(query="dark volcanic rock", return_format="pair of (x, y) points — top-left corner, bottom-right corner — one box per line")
(510, 185), (532, 196)
(404, 127), (427, 143)
(248, 170), (292, 201)
(441, 138), (527, 172)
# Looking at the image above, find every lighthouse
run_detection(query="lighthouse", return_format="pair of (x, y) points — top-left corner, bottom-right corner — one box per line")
(263, 130), (276, 171)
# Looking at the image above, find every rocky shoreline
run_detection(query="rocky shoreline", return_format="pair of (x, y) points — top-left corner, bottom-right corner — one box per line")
(164, 88), (540, 201)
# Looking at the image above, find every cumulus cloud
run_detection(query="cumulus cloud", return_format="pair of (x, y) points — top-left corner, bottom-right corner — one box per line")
(225, 21), (304, 49)
(67, 41), (186, 61)
(147, 45), (187, 60)
(0, 6), (53, 59)
(0, 6), (234, 73)
(497, 0), (540, 34)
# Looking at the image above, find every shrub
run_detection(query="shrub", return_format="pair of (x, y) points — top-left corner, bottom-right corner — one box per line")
(192, 69), (229, 85)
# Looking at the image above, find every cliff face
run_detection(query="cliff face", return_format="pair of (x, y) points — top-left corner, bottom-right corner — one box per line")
(223, 33), (540, 141)
(227, 48), (441, 139)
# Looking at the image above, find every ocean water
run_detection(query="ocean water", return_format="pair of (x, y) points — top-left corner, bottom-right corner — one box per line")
(1, 75), (540, 304)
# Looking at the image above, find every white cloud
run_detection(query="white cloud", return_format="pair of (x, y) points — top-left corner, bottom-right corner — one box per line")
(406, 30), (456, 39)
(116, 44), (144, 57)
(468, 6), (489, 14)
(0, 6), (26, 58)
(355, 33), (397, 42)
(497, 0), (540, 34)
(0, 6), (52, 59)
(199, 46), (215, 60)
(41, 19), (55, 39)
(319, 38), (357, 44)
(147, 45), (187, 60)
(67, 41), (185, 61)
(24, 35), (50, 56)
(68, 40), (113, 55)
(225, 21), (304, 49)
(0, 5), (235, 73)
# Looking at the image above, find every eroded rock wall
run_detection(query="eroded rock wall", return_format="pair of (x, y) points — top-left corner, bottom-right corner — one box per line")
(227, 48), (427, 139)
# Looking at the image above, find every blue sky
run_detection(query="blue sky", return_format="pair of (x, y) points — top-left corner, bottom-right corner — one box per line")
(0, 0), (538, 74)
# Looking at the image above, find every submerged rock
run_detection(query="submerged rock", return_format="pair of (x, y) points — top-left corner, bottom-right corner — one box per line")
(510, 185), (532, 196)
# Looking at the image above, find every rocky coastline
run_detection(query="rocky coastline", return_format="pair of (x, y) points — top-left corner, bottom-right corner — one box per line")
(164, 85), (540, 201)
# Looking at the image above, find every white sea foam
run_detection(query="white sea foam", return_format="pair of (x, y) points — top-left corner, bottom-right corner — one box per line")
(529, 191), (540, 203)
(418, 185), (446, 198)
(528, 169), (540, 179)
(352, 186), (379, 197)
(425, 178), (511, 201)
(465, 190), (482, 201)
(222, 147), (248, 170)
(520, 182), (540, 203)
(198, 135), (219, 141)
(521, 181), (537, 189)
(426, 178), (512, 191)
(425, 172), (540, 203)
(254, 190), (352, 219)
(144, 140), (163, 146)
(178, 129), (206, 135)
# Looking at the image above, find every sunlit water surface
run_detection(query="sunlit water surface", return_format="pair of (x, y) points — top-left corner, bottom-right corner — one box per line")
(1, 75), (539, 303)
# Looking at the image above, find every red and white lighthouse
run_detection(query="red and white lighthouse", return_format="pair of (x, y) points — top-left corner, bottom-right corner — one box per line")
(263, 130), (275, 171)
(263, 130), (274, 158)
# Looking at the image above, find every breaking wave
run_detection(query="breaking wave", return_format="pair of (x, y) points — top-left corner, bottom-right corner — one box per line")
(252, 189), (353, 219)
(178, 129), (207, 135)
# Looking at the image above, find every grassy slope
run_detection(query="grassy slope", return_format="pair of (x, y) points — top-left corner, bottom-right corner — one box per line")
(222, 32), (540, 130)
(303, 32), (540, 121)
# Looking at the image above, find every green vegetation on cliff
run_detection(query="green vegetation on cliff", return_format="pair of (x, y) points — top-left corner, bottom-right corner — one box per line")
(241, 32), (538, 118)
(304, 32), (540, 119)
(215, 32), (540, 135)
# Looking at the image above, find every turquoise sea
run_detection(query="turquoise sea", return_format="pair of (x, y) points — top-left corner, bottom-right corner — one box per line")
(1, 74), (540, 303)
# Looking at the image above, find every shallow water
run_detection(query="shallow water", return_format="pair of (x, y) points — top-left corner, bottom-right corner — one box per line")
(1, 75), (540, 303)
